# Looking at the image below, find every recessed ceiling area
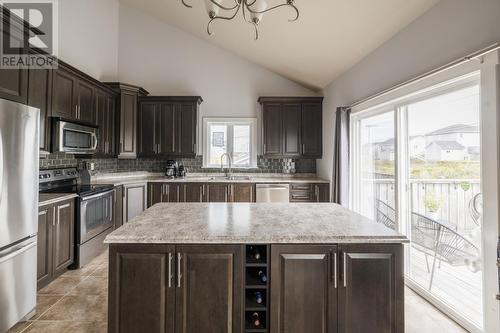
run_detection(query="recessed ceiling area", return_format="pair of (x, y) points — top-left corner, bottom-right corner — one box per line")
(119, 0), (439, 90)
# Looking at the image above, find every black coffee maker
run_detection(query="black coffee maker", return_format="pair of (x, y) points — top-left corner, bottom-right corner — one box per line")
(165, 160), (178, 178)
(177, 163), (187, 178)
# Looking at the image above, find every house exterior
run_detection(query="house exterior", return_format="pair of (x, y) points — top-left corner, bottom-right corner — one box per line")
(425, 141), (466, 161)
(425, 124), (479, 147)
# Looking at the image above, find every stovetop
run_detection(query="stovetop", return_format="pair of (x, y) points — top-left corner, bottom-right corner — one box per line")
(40, 183), (114, 196)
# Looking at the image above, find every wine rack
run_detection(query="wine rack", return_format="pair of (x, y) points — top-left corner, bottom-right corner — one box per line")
(244, 244), (269, 332)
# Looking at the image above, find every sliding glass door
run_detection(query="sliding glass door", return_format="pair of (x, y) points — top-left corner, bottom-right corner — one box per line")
(351, 73), (483, 330)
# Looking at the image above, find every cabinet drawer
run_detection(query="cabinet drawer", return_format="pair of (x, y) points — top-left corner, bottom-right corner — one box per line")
(290, 191), (315, 202)
(290, 183), (314, 191)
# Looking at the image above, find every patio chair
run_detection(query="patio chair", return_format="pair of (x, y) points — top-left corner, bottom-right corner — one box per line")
(375, 199), (397, 230)
(410, 212), (479, 291)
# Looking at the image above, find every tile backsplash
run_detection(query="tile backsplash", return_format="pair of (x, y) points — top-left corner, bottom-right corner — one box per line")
(39, 153), (316, 174)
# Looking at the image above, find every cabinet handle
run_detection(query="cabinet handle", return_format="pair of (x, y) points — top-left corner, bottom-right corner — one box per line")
(177, 253), (182, 288)
(343, 252), (347, 287)
(333, 252), (338, 288)
(38, 210), (47, 216)
(316, 185), (320, 202)
(263, 144), (266, 154)
(225, 187), (228, 202)
(168, 253), (173, 288)
(199, 186), (203, 202)
(166, 184), (170, 202)
(302, 143), (305, 154)
(52, 208), (56, 227)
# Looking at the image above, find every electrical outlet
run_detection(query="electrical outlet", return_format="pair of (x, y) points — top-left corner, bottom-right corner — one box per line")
(89, 162), (95, 171)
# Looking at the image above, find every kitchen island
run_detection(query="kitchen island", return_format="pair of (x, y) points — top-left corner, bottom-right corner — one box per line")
(105, 203), (408, 333)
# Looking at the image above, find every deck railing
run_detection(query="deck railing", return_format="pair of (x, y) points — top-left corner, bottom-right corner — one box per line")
(365, 179), (480, 233)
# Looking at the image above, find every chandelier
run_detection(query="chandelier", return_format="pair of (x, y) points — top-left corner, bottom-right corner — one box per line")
(180, 0), (299, 40)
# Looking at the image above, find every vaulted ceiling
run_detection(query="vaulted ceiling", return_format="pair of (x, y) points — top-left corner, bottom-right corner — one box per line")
(119, 0), (439, 91)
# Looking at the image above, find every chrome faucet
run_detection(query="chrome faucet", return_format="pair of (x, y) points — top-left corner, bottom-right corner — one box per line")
(220, 153), (233, 178)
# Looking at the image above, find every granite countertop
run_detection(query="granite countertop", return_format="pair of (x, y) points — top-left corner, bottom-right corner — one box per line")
(39, 193), (78, 207)
(105, 203), (408, 244)
(91, 172), (330, 186)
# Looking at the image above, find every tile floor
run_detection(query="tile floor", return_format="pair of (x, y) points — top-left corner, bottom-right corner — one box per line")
(8, 249), (468, 333)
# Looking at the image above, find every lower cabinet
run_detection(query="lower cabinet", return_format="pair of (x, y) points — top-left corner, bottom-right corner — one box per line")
(231, 184), (254, 202)
(184, 183), (204, 202)
(290, 183), (330, 203)
(270, 245), (338, 333)
(148, 183), (257, 204)
(37, 199), (75, 289)
(206, 184), (230, 202)
(123, 183), (147, 223)
(148, 183), (186, 207)
(108, 244), (243, 333)
(114, 185), (124, 229)
(338, 244), (404, 333)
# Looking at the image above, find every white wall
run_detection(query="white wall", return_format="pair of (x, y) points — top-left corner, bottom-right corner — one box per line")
(117, 4), (317, 153)
(318, 0), (500, 181)
(57, 0), (119, 81)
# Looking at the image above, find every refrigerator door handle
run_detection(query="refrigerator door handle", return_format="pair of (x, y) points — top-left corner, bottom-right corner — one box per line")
(0, 134), (3, 205)
(0, 240), (37, 264)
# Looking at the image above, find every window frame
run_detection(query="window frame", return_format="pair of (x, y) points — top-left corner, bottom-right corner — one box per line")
(202, 117), (258, 169)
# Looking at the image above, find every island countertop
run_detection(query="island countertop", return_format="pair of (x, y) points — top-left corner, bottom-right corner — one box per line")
(104, 202), (408, 244)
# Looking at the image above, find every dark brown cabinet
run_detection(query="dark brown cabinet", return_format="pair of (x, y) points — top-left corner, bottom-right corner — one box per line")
(109, 244), (243, 333)
(290, 183), (330, 202)
(105, 83), (149, 159)
(147, 183), (186, 207)
(114, 185), (124, 229)
(95, 89), (116, 157)
(138, 96), (202, 158)
(231, 183), (254, 202)
(37, 199), (75, 289)
(52, 64), (96, 123)
(175, 245), (243, 333)
(271, 245), (338, 333)
(28, 64), (52, 154)
(338, 244), (404, 333)
(185, 183), (204, 203)
(206, 183), (230, 202)
(259, 97), (323, 159)
(0, 20), (28, 104)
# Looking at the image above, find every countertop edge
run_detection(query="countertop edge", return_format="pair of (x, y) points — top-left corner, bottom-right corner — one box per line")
(39, 193), (78, 207)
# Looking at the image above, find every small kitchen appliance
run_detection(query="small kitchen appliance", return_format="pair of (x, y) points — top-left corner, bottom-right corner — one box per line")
(165, 160), (178, 178)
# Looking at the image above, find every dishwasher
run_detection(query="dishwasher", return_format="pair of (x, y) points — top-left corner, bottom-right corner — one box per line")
(255, 184), (290, 203)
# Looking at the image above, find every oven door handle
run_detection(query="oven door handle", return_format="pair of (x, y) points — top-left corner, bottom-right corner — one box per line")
(91, 132), (98, 150)
(80, 190), (114, 201)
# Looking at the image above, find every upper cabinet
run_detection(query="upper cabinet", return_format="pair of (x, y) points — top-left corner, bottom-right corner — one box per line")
(105, 82), (149, 159)
(95, 88), (117, 157)
(259, 97), (323, 159)
(52, 63), (96, 124)
(137, 96), (202, 158)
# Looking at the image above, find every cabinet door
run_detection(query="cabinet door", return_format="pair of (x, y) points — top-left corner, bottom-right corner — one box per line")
(231, 184), (254, 202)
(158, 103), (176, 155)
(108, 245), (175, 333)
(315, 184), (330, 203)
(52, 200), (75, 276)
(301, 102), (322, 158)
(76, 80), (94, 123)
(148, 183), (164, 207)
(37, 206), (53, 289)
(138, 102), (157, 157)
(106, 93), (116, 155)
(177, 103), (197, 156)
(165, 184), (185, 203)
(207, 184), (229, 202)
(28, 66), (52, 153)
(119, 91), (138, 158)
(185, 183), (204, 203)
(338, 244), (404, 333)
(175, 245), (243, 333)
(52, 68), (77, 119)
(283, 103), (301, 157)
(114, 186), (124, 229)
(124, 183), (147, 223)
(262, 103), (282, 156)
(271, 245), (338, 333)
(94, 89), (107, 155)
(0, 31), (28, 103)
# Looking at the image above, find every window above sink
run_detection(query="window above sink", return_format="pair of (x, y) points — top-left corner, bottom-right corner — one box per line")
(202, 118), (257, 169)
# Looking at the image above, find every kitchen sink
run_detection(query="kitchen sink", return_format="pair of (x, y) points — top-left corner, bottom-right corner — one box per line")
(207, 176), (252, 181)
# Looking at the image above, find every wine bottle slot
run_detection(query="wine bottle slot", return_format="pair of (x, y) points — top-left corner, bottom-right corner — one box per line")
(257, 270), (267, 283)
(249, 246), (262, 260)
(251, 312), (261, 327)
(254, 291), (263, 304)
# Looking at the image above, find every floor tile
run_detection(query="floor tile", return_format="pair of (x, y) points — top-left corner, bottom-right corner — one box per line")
(62, 263), (100, 277)
(38, 276), (86, 296)
(21, 321), (106, 333)
(90, 264), (108, 278)
(38, 294), (107, 322)
(29, 295), (63, 320)
(69, 276), (108, 296)
(6, 321), (32, 333)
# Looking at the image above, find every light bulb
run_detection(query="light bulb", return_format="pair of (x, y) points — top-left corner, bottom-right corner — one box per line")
(249, 0), (267, 24)
(204, 0), (220, 18)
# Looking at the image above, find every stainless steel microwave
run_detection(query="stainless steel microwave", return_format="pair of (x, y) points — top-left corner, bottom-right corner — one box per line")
(52, 119), (98, 154)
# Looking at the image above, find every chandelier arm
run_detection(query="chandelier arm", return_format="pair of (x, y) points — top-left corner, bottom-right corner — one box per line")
(181, 0), (192, 8)
(241, 3), (254, 24)
(244, 0), (258, 7)
(208, 0), (240, 11)
(252, 21), (259, 40)
(207, 4), (242, 35)
(245, 2), (300, 22)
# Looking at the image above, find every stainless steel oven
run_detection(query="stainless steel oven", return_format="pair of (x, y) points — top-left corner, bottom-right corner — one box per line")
(53, 119), (98, 154)
(80, 189), (114, 243)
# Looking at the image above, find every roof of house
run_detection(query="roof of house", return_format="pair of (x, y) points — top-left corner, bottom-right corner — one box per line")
(427, 141), (465, 150)
(425, 124), (479, 136)
(373, 138), (394, 147)
(467, 146), (480, 154)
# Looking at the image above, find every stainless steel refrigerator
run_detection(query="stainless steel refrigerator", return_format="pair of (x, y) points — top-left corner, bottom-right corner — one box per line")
(0, 99), (39, 332)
